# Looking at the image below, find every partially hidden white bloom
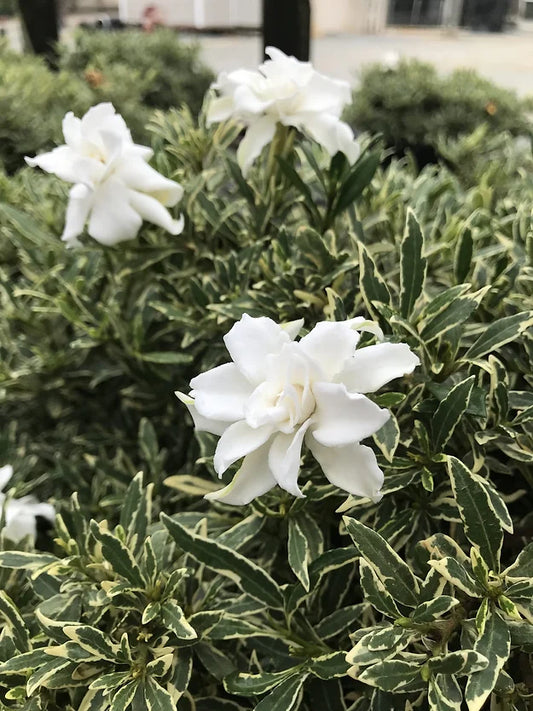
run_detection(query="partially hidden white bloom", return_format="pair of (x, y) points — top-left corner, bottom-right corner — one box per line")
(177, 315), (420, 506)
(26, 103), (184, 247)
(206, 47), (360, 175)
(0, 465), (55, 542)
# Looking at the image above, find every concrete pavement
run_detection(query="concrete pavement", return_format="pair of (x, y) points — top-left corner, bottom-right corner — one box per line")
(188, 27), (533, 96)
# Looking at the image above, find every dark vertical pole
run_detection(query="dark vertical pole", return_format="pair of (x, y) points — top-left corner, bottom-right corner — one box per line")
(262, 0), (311, 61)
(18, 0), (59, 67)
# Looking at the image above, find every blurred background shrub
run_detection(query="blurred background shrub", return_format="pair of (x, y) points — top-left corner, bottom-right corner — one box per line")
(0, 28), (214, 172)
(344, 58), (533, 168)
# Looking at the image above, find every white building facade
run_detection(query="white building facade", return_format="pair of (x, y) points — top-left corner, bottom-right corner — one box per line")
(117, 0), (389, 34)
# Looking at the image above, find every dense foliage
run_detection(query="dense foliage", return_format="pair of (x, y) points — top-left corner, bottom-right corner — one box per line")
(59, 29), (214, 141)
(344, 58), (533, 168)
(1, 58), (533, 711)
(0, 30), (213, 172)
(0, 42), (92, 173)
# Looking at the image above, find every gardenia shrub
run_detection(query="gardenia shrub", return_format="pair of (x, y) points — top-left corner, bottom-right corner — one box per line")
(344, 58), (533, 170)
(59, 28), (215, 143)
(0, 48), (533, 711)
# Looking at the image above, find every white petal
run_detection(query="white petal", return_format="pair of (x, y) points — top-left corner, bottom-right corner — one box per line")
(26, 501), (55, 522)
(87, 177), (143, 246)
(116, 160), (184, 206)
(206, 94), (236, 124)
(299, 72), (351, 116)
(62, 111), (82, 148)
(61, 183), (93, 247)
(205, 442), (277, 505)
(223, 314), (291, 384)
(3, 507), (37, 542)
(299, 321), (360, 379)
(302, 114), (360, 164)
(81, 102), (131, 145)
(282, 318), (304, 340)
(25, 146), (80, 183)
(307, 438), (384, 501)
(268, 420), (311, 498)
(213, 421), (273, 475)
(3, 497), (54, 542)
(338, 343), (420, 394)
(237, 116), (277, 175)
(312, 382), (390, 446)
(0, 465), (13, 492)
(190, 363), (254, 422)
(348, 317), (384, 341)
(128, 191), (184, 235)
(233, 84), (271, 116)
(175, 391), (229, 436)
(244, 382), (287, 429)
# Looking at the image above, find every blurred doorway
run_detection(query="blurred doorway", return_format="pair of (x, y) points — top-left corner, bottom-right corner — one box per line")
(388, 0), (443, 24)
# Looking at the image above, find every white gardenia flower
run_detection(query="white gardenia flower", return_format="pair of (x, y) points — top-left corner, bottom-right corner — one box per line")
(26, 103), (184, 247)
(206, 47), (360, 175)
(0, 465), (55, 542)
(177, 315), (420, 505)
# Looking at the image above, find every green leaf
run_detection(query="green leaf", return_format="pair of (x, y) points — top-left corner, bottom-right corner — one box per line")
(120, 471), (151, 553)
(0, 649), (50, 675)
(224, 668), (301, 696)
(138, 351), (193, 364)
(160, 601), (197, 640)
(254, 673), (308, 711)
(358, 242), (391, 318)
(399, 209), (426, 318)
(426, 650), (488, 676)
(464, 311), (533, 360)
(314, 605), (366, 640)
(216, 514), (266, 551)
(194, 642), (236, 680)
(503, 542), (533, 579)
(454, 226), (473, 284)
(308, 652), (350, 680)
(508, 621), (533, 652)
(333, 151), (380, 216)
(346, 628), (409, 669)
(367, 626), (408, 652)
(276, 156), (321, 224)
(305, 679), (346, 711)
(358, 660), (422, 692)
(288, 517), (312, 591)
(0, 551), (59, 570)
(139, 420), (159, 464)
(477, 479), (513, 534)
(144, 677), (175, 711)
(373, 415), (400, 463)
(432, 376), (475, 451)
(428, 674), (462, 711)
(162, 514), (284, 609)
(90, 672), (130, 691)
(410, 596), (459, 623)
(428, 557), (482, 597)
(109, 681), (139, 711)
(447, 457), (503, 572)
(26, 658), (72, 696)
(344, 517), (420, 607)
(207, 615), (274, 640)
(90, 522), (145, 587)
(64, 625), (119, 662)
(0, 591), (30, 653)
(420, 294), (482, 343)
(465, 610), (511, 711)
